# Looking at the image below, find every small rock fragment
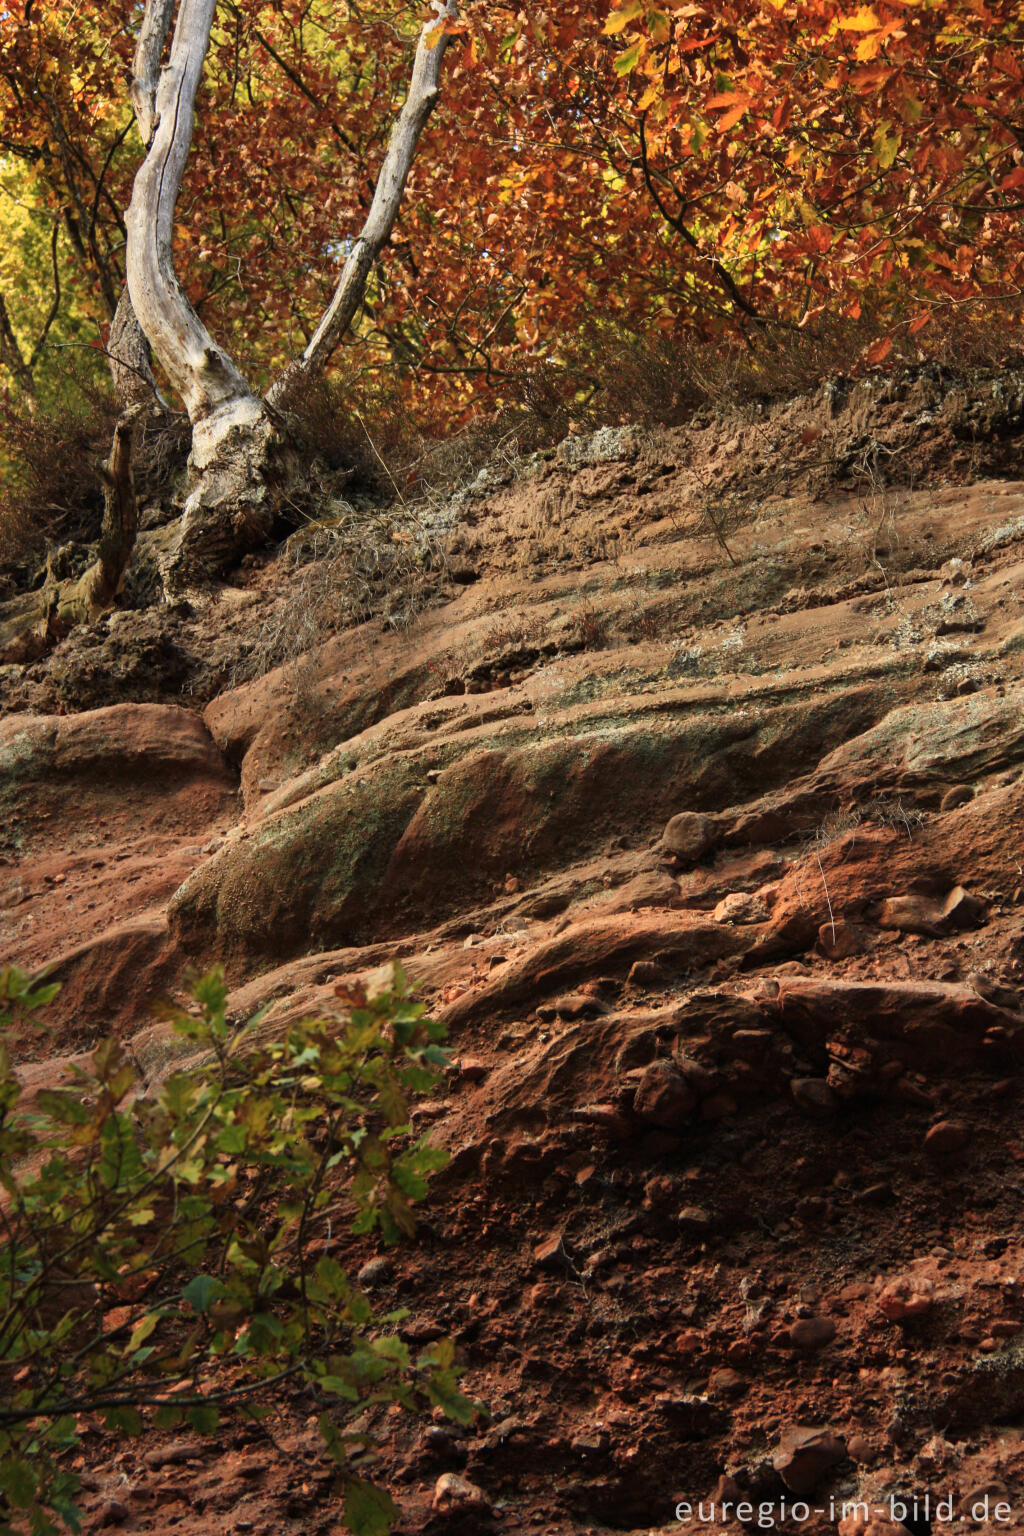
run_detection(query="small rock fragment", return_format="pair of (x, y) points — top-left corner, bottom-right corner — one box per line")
(533, 1231), (573, 1272)
(772, 1425), (846, 1494)
(456, 1057), (489, 1083)
(877, 885), (987, 937)
(552, 992), (611, 1021)
(662, 811), (716, 864)
(790, 1077), (838, 1116)
(634, 1059), (696, 1128)
(357, 1257), (391, 1288)
(817, 919), (870, 959)
(432, 1472), (490, 1516)
(677, 1205), (713, 1234)
(707, 1366), (747, 1398)
(923, 1119), (969, 1157)
(877, 1273), (934, 1321)
(845, 1434), (878, 1465)
(627, 958), (673, 987)
(940, 783), (974, 812)
(788, 1316), (837, 1350)
(713, 890), (769, 925)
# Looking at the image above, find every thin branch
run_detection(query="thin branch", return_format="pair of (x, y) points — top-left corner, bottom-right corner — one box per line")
(27, 218), (62, 370)
(639, 115), (764, 326)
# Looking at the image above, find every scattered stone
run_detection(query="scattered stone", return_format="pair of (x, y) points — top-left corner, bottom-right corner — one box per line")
(662, 811), (716, 864)
(790, 1077), (838, 1116)
(569, 1102), (632, 1138)
(533, 1231), (573, 1272)
(570, 1431), (609, 1457)
(713, 890), (769, 925)
(941, 556), (972, 586)
(677, 1205), (714, 1234)
(432, 1472), (490, 1516)
(634, 1059), (697, 1128)
(772, 1425), (846, 1494)
(357, 1257), (392, 1288)
(607, 871), (683, 911)
(845, 1434), (879, 1465)
(457, 1057), (490, 1083)
(553, 992), (611, 1021)
(940, 783), (975, 812)
(788, 1316), (837, 1350)
(708, 1366), (747, 1399)
(877, 1273), (934, 1321)
(877, 885), (987, 937)
(143, 1442), (199, 1470)
(627, 958), (673, 987)
(675, 1329), (702, 1355)
(923, 1118), (969, 1156)
(817, 918), (870, 959)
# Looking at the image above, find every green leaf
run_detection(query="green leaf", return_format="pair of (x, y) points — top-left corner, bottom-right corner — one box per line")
(0, 1455), (37, 1509)
(102, 1408), (142, 1435)
(614, 40), (642, 76)
(187, 1404), (219, 1434)
(33, 1090), (92, 1126)
(126, 1312), (160, 1355)
(153, 1405), (184, 1431)
(182, 1275), (226, 1314)
(343, 1477), (399, 1536)
(317, 1412), (346, 1464)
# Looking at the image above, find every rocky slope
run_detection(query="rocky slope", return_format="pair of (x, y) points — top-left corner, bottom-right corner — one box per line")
(2, 367), (1024, 1535)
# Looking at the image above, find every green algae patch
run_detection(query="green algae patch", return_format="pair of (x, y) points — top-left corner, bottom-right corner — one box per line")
(169, 756), (424, 964)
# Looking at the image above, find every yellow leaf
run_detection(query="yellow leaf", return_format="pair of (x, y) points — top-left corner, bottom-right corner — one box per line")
(838, 7), (880, 31)
(604, 2), (643, 34)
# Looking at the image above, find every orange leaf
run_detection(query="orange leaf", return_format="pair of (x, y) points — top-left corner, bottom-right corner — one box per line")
(908, 311), (931, 334)
(864, 335), (892, 365)
(715, 101), (749, 131)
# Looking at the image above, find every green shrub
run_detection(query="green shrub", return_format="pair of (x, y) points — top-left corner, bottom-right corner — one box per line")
(0, 963), (473, 1536)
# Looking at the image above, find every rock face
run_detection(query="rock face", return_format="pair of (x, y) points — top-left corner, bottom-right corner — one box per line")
(4, 387), (1024, 1535)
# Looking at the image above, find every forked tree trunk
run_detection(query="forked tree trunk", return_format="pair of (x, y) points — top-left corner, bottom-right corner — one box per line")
(122, 0), (459, 587)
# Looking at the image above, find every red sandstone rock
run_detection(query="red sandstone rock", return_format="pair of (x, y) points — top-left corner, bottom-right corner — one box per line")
(877, 1273), (934, 1322)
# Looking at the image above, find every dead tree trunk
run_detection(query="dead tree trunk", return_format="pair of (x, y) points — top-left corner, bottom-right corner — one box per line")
(0, 405), (145, 663)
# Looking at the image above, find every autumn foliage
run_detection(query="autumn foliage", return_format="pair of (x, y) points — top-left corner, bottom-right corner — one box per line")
(1, 0), (1022, 428)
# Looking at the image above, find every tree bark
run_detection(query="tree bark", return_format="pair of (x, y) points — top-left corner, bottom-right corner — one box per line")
(124, 0), (265, 463)
(108, 288), (164, 410)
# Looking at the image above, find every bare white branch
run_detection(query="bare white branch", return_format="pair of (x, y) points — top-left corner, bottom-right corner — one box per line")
(130, 0), (176, 148)
(267, 0), (459, 405)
